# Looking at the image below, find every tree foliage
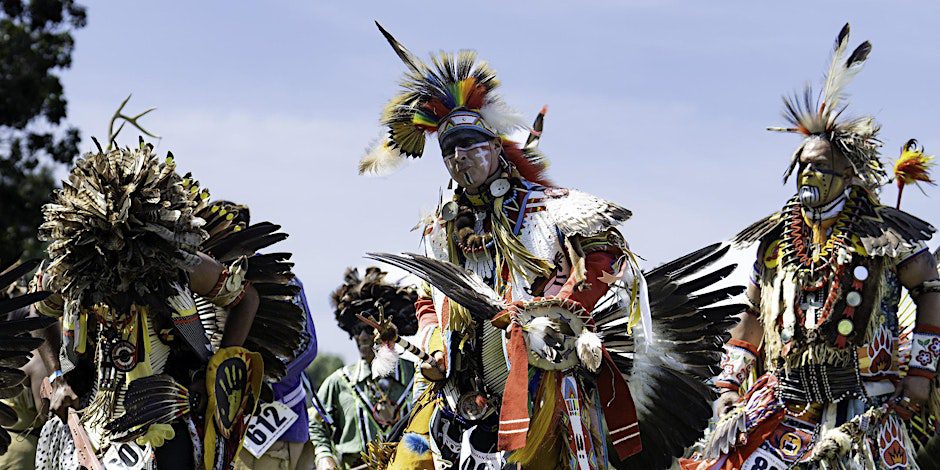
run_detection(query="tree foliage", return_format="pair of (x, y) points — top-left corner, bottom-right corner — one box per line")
(305, 353), (345, 392)
(0, 0), (86, 261)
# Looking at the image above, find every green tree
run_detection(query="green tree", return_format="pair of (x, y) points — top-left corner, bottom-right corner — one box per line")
(305, 353), (345, 391)
(0, 0), (86, 262)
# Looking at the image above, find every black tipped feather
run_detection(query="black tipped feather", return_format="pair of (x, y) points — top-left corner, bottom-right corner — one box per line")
(365, 252), (506, 319)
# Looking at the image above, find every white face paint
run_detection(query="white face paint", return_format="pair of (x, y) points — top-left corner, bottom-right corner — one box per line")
(442, 140), (501, 192)
(798, 185), (820, 206)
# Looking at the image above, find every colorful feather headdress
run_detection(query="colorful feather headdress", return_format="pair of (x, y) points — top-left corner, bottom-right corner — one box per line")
(360, 22), (548, 183)
(768, 23), (885, 188)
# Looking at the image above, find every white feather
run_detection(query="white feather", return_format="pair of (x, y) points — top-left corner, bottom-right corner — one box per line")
(371, 344), (399, 378)
(359, 138), (406, 176)
(480, 98), (527, 136)
(809, 426), (853, 461)
(576, 329), (603, 372)
(821, 25), (851, 114)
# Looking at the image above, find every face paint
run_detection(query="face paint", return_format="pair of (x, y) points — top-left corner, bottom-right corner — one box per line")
(796, 136), (849, 209)
(798, 185), (820, 206)
(798, 163), (846, 208)
(442, 140), (501, 192)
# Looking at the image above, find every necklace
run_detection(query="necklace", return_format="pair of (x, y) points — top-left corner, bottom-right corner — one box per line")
(781, 190), (860, 332)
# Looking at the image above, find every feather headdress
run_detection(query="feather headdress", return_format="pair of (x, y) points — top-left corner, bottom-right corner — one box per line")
(39, 140), (206, 309)
(769, 23), (885, 188)
(330, 266), (418, 338)
(361, 22), (548, 182)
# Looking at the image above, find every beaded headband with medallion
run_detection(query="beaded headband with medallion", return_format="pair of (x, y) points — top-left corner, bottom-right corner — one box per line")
(360, 22), (548, 184)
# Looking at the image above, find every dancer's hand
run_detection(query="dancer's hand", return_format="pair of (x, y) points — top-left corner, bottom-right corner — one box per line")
(420, 351), (446, 382)
(46, 378), (79, 421)
(891, 375), (930, 418)
(316, 456), (339, 470)
(898, 375), (931, 405)
(713, 390), (739, 420)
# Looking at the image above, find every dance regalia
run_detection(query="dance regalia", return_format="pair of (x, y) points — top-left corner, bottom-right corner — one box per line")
(685, 24), (940, 470)
(0, 258), (53, 456)
(309, 267), (420, 469)
(360, 23), (747, 470)
(32, 142), (309, 469)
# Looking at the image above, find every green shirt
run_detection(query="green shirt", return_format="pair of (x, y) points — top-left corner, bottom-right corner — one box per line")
(309, 359), (414, 467)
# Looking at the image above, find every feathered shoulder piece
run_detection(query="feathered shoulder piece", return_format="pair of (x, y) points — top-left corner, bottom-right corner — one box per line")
(768, 23), (885, 188)
(39, 140), (206, 308)
(360, 22), (547, 180)
(731, 211), (786, 248)
(852, 194), (935, 258)
(330, 266), (418, 338)
(542, 188), (632, 238)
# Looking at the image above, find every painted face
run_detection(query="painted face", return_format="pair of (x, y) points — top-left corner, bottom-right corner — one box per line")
(796, 137), (849, 208)
(440, 131), (501, 192)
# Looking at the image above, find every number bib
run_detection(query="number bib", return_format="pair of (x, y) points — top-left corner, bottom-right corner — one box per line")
(102, 442), (154, 470)
(741, 445), (786, 470)
(242, 401), (299, 458)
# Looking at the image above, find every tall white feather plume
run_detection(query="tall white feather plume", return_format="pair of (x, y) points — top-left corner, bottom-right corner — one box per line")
(480, 98), (527, 136)
(371, 343), (399, 378)
(576, 328), (603, 372)
(820, 24), (871, 125)
(821, 23), (852, 114)
(359, 138), (406, 176)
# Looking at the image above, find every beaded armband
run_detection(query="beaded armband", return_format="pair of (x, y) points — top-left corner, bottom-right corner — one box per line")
(206, 256), (249, 309)
(909, 279), (940, 300)
(908, 325), (940, 379)
(715, 339), (759, 391)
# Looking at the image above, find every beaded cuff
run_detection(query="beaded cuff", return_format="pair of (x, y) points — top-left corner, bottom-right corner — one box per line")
(908, 325), (940, 379)
(206, 256), (249, 309)
(715, 339), (759, 391)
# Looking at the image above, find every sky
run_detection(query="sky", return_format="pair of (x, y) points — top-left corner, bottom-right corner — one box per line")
(60, 1), (939, 361)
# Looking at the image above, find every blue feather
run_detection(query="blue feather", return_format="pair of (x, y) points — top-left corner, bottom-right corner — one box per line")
(402, 432), (430, 455)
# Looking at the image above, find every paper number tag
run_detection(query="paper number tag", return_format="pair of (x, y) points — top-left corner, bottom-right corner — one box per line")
(242, 401), (299, 458)
(102, 442), (153, 470)
(741, 445), (786, 470)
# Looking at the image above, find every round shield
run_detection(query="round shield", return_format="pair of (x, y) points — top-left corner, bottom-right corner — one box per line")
(519, 299), (587, 371)
(111, 340), (138, 372)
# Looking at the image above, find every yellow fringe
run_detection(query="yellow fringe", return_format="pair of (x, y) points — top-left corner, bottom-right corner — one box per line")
(623, 250), (643, 335)
(508, 371), (559, 465)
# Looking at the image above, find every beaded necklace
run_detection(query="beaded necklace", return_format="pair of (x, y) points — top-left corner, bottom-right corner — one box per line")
(780, 191), (860, 332)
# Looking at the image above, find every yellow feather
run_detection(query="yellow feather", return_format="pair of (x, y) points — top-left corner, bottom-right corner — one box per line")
(508, 371), (560, 465)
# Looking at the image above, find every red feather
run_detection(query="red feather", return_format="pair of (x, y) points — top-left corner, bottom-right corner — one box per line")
(465, 83), (487, 110)
(502, 140), (552, 187)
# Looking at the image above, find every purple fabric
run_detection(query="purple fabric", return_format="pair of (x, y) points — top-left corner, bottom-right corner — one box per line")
(271, 278), (318, 442)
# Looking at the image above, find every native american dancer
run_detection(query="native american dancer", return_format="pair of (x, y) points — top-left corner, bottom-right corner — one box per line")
(0, 257), (53, 465)
(310, 267), (418, 470)
(683, 24), (940, 470)
(356, 23), (747, 470)
(31, 124), (309, 469)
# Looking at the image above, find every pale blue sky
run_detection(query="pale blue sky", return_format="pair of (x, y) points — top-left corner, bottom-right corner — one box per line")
(61, 1), (940, 360)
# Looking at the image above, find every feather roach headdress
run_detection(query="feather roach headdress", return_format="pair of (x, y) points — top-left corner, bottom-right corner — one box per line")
(330, 266), (418, 338)
(361, 22), (548, 183)
(39, 140), (206, 309)
(769, 23), (885, 188)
